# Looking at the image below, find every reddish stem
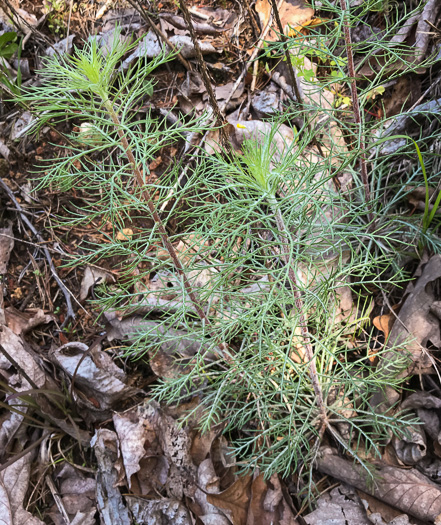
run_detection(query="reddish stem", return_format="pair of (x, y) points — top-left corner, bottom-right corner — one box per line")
(339, 0), (374, 223)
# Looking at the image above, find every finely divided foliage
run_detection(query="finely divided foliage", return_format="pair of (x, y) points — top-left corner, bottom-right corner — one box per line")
(19, 0), (440, 483)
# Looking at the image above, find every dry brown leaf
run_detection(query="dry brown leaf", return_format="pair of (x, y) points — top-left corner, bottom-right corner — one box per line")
(116, 228), (133, 241)
(50, 463), (96, 519)
(207, 474), (253, 525)
(357, 490), (419, 525)
(0, 326), (46, 388)
(373, 312), (396, 340)
(372, 255), (441, 415)
(392, 426), (427, 466)
(386, 255), (441, 371)
(304, 485), (370, 525)
(113, 403), (162, 489)
(4, 306), (54, 335)
(255, 0), (314, 42)
(0, 454), (44, 525)
(79, 265), (115, 301)
(48, 341), (137, 417)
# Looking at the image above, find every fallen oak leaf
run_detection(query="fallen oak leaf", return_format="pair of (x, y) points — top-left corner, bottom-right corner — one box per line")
(207, 474), (253, 525)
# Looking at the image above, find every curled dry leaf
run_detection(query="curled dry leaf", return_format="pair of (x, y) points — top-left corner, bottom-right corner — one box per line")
(79, 265), (115, 301)
(4, 306), (54, 335)
(106, 317), (214, 379)
(122, 32), (218, 70)
(48, 341), (138, 416)
(392, 426), (427, 466)
(401, 391), (441, 446)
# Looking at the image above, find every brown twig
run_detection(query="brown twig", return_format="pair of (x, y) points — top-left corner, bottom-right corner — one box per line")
(0, 432), (49, 473)
(0, 178), (75, 325)
(222, 0), (283, 110)
(0, 343), (40, 390)
(178, 0), (230, 149)
(339, 0), (374, 223)
(269, 0), (325, 157)
(268, 0), (303, 107)
(242, 0), (261, 38)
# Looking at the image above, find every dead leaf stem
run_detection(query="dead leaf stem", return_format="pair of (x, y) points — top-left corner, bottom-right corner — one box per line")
(179, 0), (231, 150)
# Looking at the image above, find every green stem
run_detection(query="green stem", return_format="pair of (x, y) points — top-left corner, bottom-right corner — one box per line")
(268, 196), (328, 435)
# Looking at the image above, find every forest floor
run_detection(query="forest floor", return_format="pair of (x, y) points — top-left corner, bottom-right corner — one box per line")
(0, 0), (441, 524)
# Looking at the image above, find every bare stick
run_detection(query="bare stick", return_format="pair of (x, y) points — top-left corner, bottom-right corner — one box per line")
(269, 0), (325, 157)
(221, 0), (284, 112)
(339, 0), (374, 223)
(179, 0), (230, 149)
(243, 0), (261, 38)
(0, 178), (75, 325)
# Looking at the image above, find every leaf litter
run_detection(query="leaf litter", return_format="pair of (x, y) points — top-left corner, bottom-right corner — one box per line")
(0, 0), (440, 523)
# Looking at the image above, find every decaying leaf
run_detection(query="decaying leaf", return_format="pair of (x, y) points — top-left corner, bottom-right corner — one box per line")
(48, 341), (138, 416)
(79, 265), (115, 301)
(304, 484), (371, 525)
(317, 447), (441, 523)
(255, 0), (315, 42)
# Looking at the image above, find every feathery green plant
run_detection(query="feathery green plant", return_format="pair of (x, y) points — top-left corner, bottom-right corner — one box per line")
(17, 6), (440, 490)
